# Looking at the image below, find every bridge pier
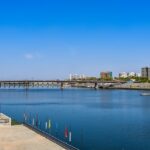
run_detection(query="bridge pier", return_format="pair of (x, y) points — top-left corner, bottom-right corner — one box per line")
(60, 82), (63, 90)
(24, 81), (29, 90)
(94, 82), (98, 89)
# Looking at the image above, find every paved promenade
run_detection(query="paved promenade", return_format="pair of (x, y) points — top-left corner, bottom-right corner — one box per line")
(0, 125), (66, 150)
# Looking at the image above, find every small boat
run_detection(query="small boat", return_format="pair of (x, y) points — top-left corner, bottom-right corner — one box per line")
(141, 93), (150, 96)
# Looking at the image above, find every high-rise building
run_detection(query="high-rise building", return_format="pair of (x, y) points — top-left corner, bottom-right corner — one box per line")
(100, 72), (113, 79)
(141, 67), (150, 79)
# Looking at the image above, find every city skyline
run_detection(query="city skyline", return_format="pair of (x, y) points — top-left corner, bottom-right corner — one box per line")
(0, 0), (150, 80)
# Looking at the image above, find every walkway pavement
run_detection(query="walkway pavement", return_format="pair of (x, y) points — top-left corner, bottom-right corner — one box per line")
(0, 125), (66, 150)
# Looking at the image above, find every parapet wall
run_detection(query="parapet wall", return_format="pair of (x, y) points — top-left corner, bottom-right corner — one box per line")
(0, 113), (11, 126)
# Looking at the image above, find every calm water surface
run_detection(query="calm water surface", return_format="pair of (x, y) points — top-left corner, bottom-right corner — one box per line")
(0, 88), (150, 150)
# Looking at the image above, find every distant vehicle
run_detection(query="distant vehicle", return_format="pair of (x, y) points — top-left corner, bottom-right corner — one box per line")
(141, 93), (150, 96)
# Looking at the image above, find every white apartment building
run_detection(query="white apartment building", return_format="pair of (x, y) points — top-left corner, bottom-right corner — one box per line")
(119, 72), (128, 78)
(128, 72), (136, 77)
(119, 72), (141, 78)
(69, 74), (86, 80)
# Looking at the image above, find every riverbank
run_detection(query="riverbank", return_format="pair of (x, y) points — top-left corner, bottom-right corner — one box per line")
(0, 125), (66, 150)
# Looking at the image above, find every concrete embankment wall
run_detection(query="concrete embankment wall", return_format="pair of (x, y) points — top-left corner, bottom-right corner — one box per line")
(112, 83), (150, 90)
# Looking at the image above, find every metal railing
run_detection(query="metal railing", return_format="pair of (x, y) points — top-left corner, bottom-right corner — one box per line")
(23, 123), (79, 150)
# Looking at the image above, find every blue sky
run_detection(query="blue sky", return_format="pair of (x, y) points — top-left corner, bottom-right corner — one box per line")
(0, 0), (150, 79)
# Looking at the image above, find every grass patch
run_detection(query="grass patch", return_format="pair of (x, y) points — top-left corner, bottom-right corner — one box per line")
(11, 119), (21, 126)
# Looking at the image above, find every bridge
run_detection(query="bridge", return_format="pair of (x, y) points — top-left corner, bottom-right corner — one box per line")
(0, 80), (126, 89)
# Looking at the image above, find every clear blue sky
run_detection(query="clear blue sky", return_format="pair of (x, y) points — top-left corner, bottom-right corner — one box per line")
(0, 0), (150, 79)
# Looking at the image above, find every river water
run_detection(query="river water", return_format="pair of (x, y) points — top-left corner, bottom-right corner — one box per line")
(0, 88), (150, 150)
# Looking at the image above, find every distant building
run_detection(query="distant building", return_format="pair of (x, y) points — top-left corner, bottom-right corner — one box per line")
(119, 72), (128, 78)
(136, 73), (141, 77)
(100, 72), (112, 80)
(69, 74), (86, 81)
(119, 72), (140, 78)
(141, 67), (150, 79)
(128, 72), (136, 77)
